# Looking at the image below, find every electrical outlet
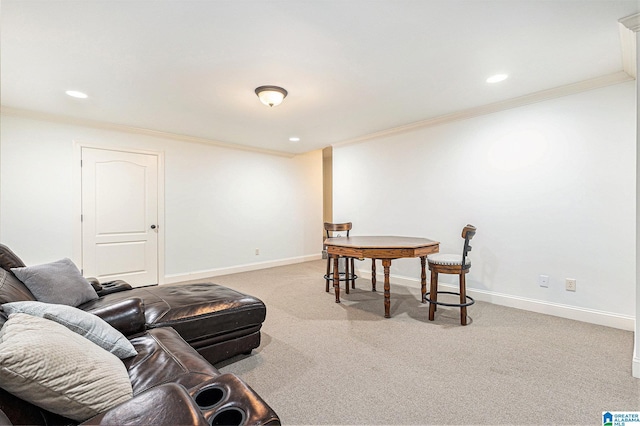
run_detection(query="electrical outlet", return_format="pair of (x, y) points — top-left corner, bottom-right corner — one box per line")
(538, 275), (549, 287)
(566, 278), (576, 291)
(255, 248), (260, 256)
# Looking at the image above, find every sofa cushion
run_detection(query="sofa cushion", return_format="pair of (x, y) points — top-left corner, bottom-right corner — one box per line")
(11, 258), (98, 306)
(80, 283), (266, 344)
(0, 313), (133, 422)
(140, 283), (266, 342)
(125, 327), (220, 395)
(2, 301), (137, 359)
(79, 283), (266, 364)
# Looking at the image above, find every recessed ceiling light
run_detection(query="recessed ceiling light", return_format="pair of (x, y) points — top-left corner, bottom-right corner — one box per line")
(486, 74), (508, 83)
(289, 137), (300, 142)
(65, 90), (88, 99)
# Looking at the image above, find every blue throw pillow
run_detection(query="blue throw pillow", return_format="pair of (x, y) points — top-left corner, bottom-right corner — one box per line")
(2, 300), (137, 359)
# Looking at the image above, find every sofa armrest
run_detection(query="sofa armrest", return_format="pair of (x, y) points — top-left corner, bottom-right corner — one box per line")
(87, 298), (146, 336)
(85, 277), (103, 292)
(81, 383), (208, 426)
(96, 280), (133, 296)
(191, 373), (281, 425)
(86, 277), (133, 295)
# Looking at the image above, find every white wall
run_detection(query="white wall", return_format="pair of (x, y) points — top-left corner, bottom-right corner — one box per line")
(634, 30), (639, 378)
(333, 81), (636, 329)
(0, 114), (323, 281)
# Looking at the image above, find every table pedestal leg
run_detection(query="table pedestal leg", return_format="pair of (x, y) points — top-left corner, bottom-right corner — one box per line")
(420, 256), (427, 303)
(383, 259), (391, 318)
(371, 259), (376, 292)
(333, 256), (340, 303)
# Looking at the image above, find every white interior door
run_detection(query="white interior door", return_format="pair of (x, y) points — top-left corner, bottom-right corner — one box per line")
(81, 147), (159, 286)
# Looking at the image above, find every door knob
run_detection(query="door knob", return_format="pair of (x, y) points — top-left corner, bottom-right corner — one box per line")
(150, 225), (157, 229)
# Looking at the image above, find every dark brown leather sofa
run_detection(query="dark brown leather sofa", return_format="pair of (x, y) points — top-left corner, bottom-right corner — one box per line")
(0, 244), (265, 365)
(0, 245), (280, 425)
(0, 298), (280, 425)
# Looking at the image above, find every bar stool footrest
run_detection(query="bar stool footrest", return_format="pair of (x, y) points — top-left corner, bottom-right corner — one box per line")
(424, 291), (475, 307)
(324, 272), (358, 282)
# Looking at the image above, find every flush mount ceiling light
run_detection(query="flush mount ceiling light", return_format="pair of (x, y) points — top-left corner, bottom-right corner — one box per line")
(486, 74), (509, 83)
(255, 86), (288, 107)
(65, 90), (88, 99)
(289, 137), (300, 142)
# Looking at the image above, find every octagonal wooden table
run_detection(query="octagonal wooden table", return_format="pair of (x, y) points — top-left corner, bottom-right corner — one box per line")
(324, 236), (440, 318)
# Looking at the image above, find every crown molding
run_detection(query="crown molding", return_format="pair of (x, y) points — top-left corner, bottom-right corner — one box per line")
(0, 106), (295, 158)
(333, 71), (633, 148)
(620, 12), (640, 32)
(619, 13), (639, 78)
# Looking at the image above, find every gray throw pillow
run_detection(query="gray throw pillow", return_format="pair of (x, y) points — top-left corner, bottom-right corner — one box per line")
(11, 258), (98, 306)
(2, 301), (137, 359)
(0, 313), (133, 422)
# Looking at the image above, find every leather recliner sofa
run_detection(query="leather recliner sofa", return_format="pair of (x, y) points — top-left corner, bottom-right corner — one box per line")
(0, 297), (280, 425)
(0, 244), (266, 365)
(0, 244), (280, 425)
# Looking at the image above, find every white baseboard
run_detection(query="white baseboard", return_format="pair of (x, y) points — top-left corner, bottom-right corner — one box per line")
(633, 353), (640, 379)
(165, 258), (633, 331)
(163, 254), (322, 284)
(357, 270), (635, 331)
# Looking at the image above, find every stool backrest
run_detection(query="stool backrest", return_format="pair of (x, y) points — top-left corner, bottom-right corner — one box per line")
(461, 225), (476, 270)
(324, 222), (352, 238)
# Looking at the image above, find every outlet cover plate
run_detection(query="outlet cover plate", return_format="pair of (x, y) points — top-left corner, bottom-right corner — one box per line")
(566, 278), (576, 291)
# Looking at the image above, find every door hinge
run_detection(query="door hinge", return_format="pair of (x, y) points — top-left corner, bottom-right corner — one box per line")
(80, 214), (83, 222)
(80, 159), (82, 167)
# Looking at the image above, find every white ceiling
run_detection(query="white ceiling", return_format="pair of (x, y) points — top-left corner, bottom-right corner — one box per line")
(2, 1), (639, 155)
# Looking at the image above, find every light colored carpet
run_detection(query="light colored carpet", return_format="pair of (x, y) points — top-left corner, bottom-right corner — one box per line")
(184, 260), (639, 425)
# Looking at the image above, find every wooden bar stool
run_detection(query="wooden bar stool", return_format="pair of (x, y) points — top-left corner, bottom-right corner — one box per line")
(323, 222), (357, 294)
(424, 225), (476, 325)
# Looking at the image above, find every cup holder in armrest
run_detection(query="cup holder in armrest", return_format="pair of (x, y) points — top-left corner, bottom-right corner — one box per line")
(194, 386), (226, 410)
(192, 374), (278, 426)
(209, 407), (246, 426)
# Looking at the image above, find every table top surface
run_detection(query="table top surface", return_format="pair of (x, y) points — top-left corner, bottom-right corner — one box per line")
(324, 235), (439, 249)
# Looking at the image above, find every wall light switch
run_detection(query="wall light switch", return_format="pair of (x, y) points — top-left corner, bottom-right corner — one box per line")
(538, 275), (549, 287)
